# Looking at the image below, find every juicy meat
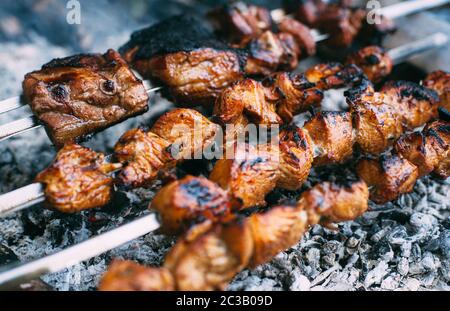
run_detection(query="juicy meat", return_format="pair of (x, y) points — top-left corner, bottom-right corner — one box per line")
(244, 30), (297, 76)
(278, 17), (316, 56)
(284, 0), (352, 26)
(423, 70), (450, 112)
(348, 80), (438, 154)
(248, 205), (308, 267)
(164, 219), (253, 290)
(100, 179), (370, 291)
(214, 79), (281, 126)
(114, 108), (219, 188)
(346, 46), (393, 83)
(356, 155), (419, 204)
(150, 176), (233, 234)
(315, 5), (366, 48)
(23, 49), (149, 147)
(305, 63), (365, 90)
(297, 180), (369, 227)
(395, 121), (449, 179)
(114, 128), (174, 188)
(36, 144), (121, 213)
(267, 72), (323, 122)
(210, 144), (280, 209)
(99, 260), (174, 291)
(151, 108), (220, 160)
(208, 2), (272, 47)
(303, 111), (354, 165)
(120, 15), (244, 107)
(276, 126), (314, 190)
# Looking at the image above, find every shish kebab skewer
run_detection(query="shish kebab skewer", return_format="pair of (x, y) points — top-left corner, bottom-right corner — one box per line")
(0, 62), (446, 218)
(0, 0), (447, 134)
(0, 69), (448, 288)
(0, 114), (448, 290)
(0, 0), (446, 112)
(0, 33), (447, 145)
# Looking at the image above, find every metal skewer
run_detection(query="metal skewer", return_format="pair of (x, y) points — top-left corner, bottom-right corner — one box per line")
(0, 32), (447, 144)
(0, 213), (160, 289)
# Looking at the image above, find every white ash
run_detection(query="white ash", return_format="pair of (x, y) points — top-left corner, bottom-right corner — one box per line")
(0, 0), (449, 291)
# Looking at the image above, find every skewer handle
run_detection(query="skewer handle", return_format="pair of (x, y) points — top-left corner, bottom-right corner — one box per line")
(379, 0), (450, 20)
(0, 213), (160, 290)
(388, 32), (448, 65)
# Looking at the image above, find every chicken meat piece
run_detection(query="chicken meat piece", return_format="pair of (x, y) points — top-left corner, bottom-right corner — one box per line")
(210, 144), (280, 209)
(36, 144), (121, 212)
(150, 176), (233, 234)
(120, 15), (244, 107)
(276, 125), (314, 190)
(297, 180), (369, 228)
(423, 70), (450, 112)
(278, 17), (316, 56)
(213, 79), (281, 126)
(114, 128), (174, 188)
(381, 81), (439, 130)
(315, 6), (366, 48)
(265, 72), (323, 123)
(99, 260), (174, 291)
(305, 62), (364, 90)
(303, 111), (354, 165)
(395, 120), (449, 179)
(356, 155), (419, 204)
(151, 108), (220, 160)
(348, 80), (438, 154)
(346, 46), (393, 83)
(248, 205), (308, 267)
(244, 30), (298, 76)
(164, 219), (253, 291)
(23, 49), (149, 147)
(284, 0), (352, 26)
(208, 2), (272, 47)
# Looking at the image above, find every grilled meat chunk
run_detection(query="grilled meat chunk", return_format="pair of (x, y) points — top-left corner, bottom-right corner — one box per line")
(304, 111), (354, 165)
(423, 70), (450, 112)
(151, 108), (220, 160)
(23, 49), (149, 147)
(248, 205), (308, 267)
(395, 121), (449, 179)
(120, 15), (244, 107)
(298, 180), (369, 227)
(356, 155), (419, 204)
(150, 176), (233, 234)
(114, 128), (174, 188)
(346, 46), (393, 83)
(164, 219), (253, 290)
(245, 30), (296, 76)
(208, 2), (272, 47)
(276, 126), (314, 190)
(278, 17), (316, 56)
(305, 63), (364, 90)
(315, 5), (366, 48)
(210, 144), (280, 209)
(214, 79), (281, 126)
(266, 72), (323, 122)
(284, 0), (352, 26)
(348, 80), (438, 154)
(36, 144), (121, 213)
(99, 260), (174, 291)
